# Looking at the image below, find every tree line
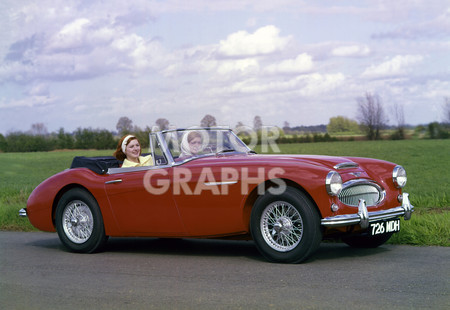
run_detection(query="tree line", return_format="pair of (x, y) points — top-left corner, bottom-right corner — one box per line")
(0, 94), (448, 153)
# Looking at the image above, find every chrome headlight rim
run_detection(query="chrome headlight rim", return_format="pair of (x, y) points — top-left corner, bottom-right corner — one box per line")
(393, 165), (407, 188)
(326, 171), (343, 196)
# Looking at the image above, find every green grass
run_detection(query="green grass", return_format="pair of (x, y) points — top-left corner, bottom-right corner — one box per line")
(0, 150), (112, 231)
(388, 210), (450, 246)
(1, 140), (449, 246)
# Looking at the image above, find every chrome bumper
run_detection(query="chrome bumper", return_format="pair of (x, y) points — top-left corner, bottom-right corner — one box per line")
(321, 193), (414, 229)
(19, 208), (27, 217)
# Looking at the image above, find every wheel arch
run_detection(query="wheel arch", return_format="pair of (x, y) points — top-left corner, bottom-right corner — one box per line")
(242, 178), (322, 229)
(52, 184), (95, 227)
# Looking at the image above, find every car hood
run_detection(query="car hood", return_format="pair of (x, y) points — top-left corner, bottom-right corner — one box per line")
(193, 153), (358, 171)
(244, 154), (358, 169)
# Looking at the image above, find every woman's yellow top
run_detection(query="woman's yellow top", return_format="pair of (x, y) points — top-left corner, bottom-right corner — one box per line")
(122, 155), (154, 168)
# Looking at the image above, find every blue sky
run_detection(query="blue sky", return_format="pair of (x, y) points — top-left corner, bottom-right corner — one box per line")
(1, 0), (449, 134)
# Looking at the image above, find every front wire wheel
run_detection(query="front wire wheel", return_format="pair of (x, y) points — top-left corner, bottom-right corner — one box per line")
(55, 188), (107, 253)
(62, 200), (94, 244)
(260, 201), (304, 252)
(251, 187), (322, 263)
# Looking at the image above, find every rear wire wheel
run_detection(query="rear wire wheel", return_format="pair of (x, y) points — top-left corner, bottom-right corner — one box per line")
(55, 188), (107, 253)
(250, 187), (322, 263)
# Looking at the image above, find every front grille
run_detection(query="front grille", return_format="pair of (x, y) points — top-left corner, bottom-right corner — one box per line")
(338, 182), (383, 207)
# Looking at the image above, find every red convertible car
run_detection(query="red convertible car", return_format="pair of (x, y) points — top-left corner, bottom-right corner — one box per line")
(21, 128), (413, 263)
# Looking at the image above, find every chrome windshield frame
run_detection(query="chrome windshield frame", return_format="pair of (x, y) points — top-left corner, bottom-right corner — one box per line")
(107, 127), (251, 174)
(159, 127), (251, 166)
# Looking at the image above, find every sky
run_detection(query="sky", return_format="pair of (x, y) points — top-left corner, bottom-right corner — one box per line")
(1, 0), (450, 134)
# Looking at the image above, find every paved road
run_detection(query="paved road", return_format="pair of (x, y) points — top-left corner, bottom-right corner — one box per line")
(0, 231), (449, 309)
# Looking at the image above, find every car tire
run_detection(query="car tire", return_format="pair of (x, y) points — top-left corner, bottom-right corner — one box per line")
(250, 187), (322, 263)
(342, 232), (393, 248)
(55, 188), (107, 253)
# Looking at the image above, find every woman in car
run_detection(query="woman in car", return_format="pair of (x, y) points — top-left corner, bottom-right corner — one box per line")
(179, 130), (204, 159)
(113, 135), (153, 167)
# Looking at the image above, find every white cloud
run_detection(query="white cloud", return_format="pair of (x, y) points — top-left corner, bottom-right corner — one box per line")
(221, 72), (345, 97)
(217, 58), (260, 75)
(331, 45), (370, 57)
(26, 83), (50, 96)
(297, 73), (346, 97)
(362, 55), (424, 78)
(0, 94), (57, 109)
(48, 18), (92, 51)
(265, 53), (313, 74)
(218, 25), (292, 57)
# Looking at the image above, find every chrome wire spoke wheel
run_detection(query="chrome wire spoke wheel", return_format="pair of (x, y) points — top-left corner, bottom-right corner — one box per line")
(260, 201), (303, 252)
(62, 200), (94, 244)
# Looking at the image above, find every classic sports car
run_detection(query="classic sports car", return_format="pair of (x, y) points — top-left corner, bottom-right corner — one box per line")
(21, 128), (413, 263)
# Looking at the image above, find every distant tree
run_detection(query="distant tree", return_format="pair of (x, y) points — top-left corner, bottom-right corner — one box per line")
(235, 121), (244, 129)
(0, 134), (6, 152)
(116, 117), (134, 135)
(253, 116), (263, 131)
(356, 92), (388, 140)
(4, 131), (52, 152)
(30, 123), (48, 136)
(428, 122), (450, 139)
(200, 114), (217, 127)
(56, 128), (74, 149)
(327, 116), (359, 133)
(290, 125), (327, 133)
(74, 128), (116, 149)
(443, 97), (450, 125)
(391, 103), (406, 140)
(74, 128), (95, 149)
(94, 129), (116, 149)
(155, 118), (170, 131)
(282, 121), (291, 133)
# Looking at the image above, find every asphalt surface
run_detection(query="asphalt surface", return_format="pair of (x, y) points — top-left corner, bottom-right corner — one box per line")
(0, 231), (449, 309)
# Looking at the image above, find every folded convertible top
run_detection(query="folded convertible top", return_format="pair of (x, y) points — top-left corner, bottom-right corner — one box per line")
(70, 156), (121, 174)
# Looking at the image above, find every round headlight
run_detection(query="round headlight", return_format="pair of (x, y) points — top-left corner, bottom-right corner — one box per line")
(393, 165), (407, 188)
(326, 171), (343, 196)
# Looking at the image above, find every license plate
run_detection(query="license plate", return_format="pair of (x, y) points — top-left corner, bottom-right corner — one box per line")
(370, 219), (400, 235)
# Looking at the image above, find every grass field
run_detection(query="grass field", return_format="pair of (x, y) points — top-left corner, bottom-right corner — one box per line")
(1, 140), (449, 246)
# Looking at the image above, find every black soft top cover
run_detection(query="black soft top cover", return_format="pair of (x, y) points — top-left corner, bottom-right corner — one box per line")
(70, 156), (121, 174)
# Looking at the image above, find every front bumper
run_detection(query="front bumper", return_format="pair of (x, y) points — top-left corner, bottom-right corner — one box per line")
(321, 193), (414, 229)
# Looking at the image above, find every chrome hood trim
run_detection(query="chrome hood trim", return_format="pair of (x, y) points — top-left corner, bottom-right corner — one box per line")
(334, 162), (359, 170)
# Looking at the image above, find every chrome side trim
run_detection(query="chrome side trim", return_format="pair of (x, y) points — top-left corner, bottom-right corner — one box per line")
(204, 181), (238, 186)
(107, 164), (172, 174)
(321, 192), (414, 228)
(19, 208), (27, 217)
(105, 179), (122, 184)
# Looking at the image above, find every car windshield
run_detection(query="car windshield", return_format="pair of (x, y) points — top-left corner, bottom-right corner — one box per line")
(162, 128), (251, 162)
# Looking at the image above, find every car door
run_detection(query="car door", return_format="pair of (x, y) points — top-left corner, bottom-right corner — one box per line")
(171, 159), (250, 236)
(104, 166), (185, 235)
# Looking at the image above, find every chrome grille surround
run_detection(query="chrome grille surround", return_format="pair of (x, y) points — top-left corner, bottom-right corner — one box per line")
(338, 179), (385, 207)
